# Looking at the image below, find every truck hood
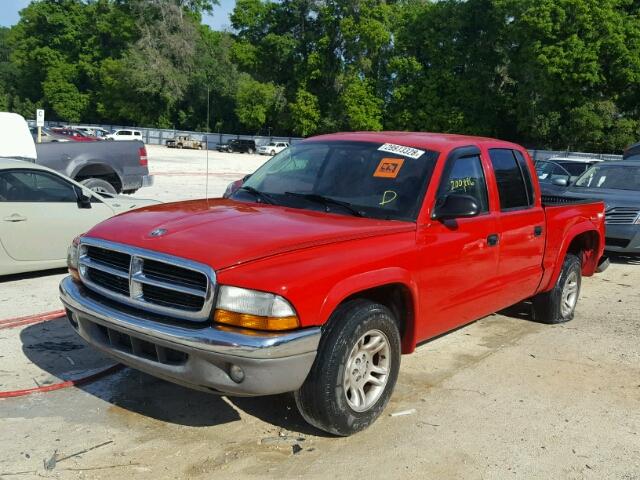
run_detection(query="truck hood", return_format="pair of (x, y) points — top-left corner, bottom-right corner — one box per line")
(0, 112), (37, 161)
(86, 198), (416, 270)
(563, 187), (640, 208)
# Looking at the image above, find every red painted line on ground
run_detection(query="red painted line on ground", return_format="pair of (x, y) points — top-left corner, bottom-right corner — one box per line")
(0, 310), (66, 329)
(0, 364), (124, 399)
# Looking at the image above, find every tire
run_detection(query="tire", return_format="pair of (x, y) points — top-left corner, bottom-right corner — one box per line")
(270, 150), (275, 156)
(295, 299), (401, 436)
(177, 144), (183, 149)
(532, 253), (582, 324)
(80, 178), (117, 195)
(247, 148), (255, 154)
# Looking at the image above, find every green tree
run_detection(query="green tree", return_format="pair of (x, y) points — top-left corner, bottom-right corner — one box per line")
(234, 74), (284, 131)
(289, 87), (320, 136)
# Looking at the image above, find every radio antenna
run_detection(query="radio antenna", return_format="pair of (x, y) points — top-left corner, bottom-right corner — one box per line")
(205, 134), (209, 200)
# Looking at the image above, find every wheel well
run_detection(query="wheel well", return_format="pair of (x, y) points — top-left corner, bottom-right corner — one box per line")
(335, 283), (415, 354)
(567, 230), (600, 274)
(74, 164), (122, 192)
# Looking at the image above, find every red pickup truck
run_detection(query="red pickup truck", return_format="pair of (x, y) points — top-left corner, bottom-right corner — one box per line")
(60, 132), (606, 436)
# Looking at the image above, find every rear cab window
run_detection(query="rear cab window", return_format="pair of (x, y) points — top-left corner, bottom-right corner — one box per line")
(488, 149), (535, 210)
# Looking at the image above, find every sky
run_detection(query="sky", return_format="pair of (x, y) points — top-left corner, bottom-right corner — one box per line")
(0, 0), (237, 30)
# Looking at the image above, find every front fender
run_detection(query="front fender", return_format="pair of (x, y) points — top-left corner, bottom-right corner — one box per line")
(318, 267), (420, 353)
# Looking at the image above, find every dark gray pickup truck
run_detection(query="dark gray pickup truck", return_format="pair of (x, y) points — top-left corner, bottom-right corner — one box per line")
(35, 140), (153, 194)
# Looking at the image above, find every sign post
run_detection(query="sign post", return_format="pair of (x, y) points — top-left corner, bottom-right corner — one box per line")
(36, 109), (45, 143)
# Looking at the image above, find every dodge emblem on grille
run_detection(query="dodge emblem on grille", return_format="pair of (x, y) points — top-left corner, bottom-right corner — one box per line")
(149, 228), (168, 237)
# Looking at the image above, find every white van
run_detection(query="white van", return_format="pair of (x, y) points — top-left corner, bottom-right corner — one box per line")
(106, 129), (143, 142)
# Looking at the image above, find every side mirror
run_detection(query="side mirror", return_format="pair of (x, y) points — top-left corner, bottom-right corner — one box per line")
(552, 177), (569, 187)
(74, 186), (92, 209)
(432, 194), (480, 220)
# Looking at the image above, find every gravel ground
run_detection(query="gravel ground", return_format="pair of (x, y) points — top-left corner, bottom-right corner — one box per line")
(0, 146), (638, 479)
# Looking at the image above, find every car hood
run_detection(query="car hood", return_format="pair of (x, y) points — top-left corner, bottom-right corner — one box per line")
(563, 187), (640, 209)
(86, 198), (416, 270)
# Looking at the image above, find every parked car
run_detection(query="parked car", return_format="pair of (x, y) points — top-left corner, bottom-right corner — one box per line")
(217, 138), (256, 154)
(71, 126), (111, 139)
(555, 160), (640, 254)
(106, 129), (143, 142)
(1, 112), (152, 195)
(0, 158), (158, 276)
(623, 141), (640, 160)
(166, 135), (204, 150)
(51, 127), (98, 142)
(61, 131), (606, 436)
(30, 127), (70, 143)
(535, 157), (602, 194)
(257, 141), (289, 156)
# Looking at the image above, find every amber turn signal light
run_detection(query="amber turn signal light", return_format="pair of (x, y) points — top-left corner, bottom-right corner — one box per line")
(214, 309), (299, 331)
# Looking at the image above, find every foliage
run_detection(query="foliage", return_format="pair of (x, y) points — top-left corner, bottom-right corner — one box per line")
(0, 0), (638, 151)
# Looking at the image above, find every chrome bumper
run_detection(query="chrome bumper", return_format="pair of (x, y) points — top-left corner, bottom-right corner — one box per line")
(59, 277), (321, 396)
(141, 175), (154, 187)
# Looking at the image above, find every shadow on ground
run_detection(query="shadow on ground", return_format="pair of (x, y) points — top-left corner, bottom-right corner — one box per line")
(18, 316), (326, 435)
(0, 267), (67, 284)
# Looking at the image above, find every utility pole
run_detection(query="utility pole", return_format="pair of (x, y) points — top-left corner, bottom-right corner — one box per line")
(206, 83), (210, 133)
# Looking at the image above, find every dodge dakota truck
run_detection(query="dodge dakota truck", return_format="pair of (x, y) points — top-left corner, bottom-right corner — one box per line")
(60, 132), (606, 436)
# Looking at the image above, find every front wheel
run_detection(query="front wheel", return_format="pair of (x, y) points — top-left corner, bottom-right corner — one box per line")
(270, 150), (275, 156)
(532, 253), (582, 324)
(295, 299), (401, 436)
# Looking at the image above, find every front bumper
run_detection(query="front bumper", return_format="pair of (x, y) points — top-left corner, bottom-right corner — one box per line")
(59, 277), (321, 396)
(604, 224), (640, 254)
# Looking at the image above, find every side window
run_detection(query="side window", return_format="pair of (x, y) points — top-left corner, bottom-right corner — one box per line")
(489, 149), (534, 210)
(134, 131), (141, 137)
(0, 170), (77, 203)
(438, 154), (489, 213)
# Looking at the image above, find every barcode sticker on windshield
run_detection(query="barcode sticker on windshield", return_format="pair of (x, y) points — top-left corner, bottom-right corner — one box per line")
(378, 143), (425, 159)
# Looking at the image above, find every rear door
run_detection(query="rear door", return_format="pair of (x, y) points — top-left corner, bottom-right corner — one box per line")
(0, 169), (113, 262)
(487, 148), (545, 307)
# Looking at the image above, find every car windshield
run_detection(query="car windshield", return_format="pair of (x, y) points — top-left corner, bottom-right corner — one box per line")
(574, 165), (640, 191)
(234, 140), (439, 221)
(558, 162), (592, 176)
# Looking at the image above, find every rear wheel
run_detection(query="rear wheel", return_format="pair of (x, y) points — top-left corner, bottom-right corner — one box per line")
(295, 299), (401, 436)
(247, 148), (255, 154)
(80, 178), (117, 195)
(270, 149), (276, 156)
(532, 253), (582, 324)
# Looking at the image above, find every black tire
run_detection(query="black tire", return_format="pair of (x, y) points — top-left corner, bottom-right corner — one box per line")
(270, 150), (276, 156)
(532, 253), (582, 324)
(295, 299), (401, 436)
(80, 178), (117, 195)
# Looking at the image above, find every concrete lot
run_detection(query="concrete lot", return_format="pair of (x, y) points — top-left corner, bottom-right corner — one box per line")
(0, 146), (639, 479)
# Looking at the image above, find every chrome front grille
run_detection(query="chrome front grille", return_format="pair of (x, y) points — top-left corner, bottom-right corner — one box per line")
(605, 207), (640, 225)
(78, 238), (216, 322)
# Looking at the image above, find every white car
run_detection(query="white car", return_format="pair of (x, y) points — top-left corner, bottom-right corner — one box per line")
(106, 129), (143, 142)
(0, 159), (159, 276)
(257, 141), (289, 156)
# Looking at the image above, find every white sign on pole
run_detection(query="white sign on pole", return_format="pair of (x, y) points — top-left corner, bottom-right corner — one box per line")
(36, 109), (45, 127)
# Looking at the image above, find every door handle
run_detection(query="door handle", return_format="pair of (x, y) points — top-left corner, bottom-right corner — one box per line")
(487, 234), (499, 246)
(3, 214), (27, 222)
(534, 226), (543, 237)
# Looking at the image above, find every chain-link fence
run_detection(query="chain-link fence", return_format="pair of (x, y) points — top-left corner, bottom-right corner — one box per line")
(34, 120), (303, 148)
(31, 119), (626, 160)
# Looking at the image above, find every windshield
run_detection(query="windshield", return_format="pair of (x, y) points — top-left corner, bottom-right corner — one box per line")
(574, 165), (640, 191)
(233, 140), (438, 221)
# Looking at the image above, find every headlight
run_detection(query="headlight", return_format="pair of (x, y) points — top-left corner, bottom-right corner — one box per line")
(67, 236), (82, 282)
(213, 286), (299, 331)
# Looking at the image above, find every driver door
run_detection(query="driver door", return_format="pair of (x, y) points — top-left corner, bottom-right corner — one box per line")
(416, 147), (501, 340)
(0, 169), (113, 262)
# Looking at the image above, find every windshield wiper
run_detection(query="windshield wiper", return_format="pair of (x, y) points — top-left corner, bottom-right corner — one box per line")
(238, 186), (277, 205)
(284, 192), (364, 217)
